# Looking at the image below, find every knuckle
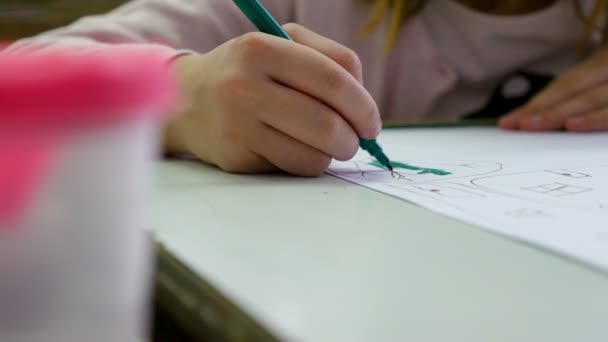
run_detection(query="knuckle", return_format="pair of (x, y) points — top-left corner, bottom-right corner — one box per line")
(325, 67), (350, 92)
(320, 117), (359, 161)
(317, 109), (343, 145)
(235, 32), (272, 59)
(336, 48), (362, 76)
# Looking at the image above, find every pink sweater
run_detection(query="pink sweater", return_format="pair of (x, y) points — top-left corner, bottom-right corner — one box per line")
(6, 0), (597, 121)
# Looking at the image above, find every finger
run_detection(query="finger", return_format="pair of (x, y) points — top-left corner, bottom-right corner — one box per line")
(265, 42), (380, 139)
(248, 121), (332, 177)
(283, 23), (364, 83)
(515, 82), (608, 131)
(518, 51), (608, 114)
(234, 33), (381, 139)
(498, 110), (520, 130)
(566, 107), (608, 132)
(501, 48), (608, 130)
(256, 81), (358, 161)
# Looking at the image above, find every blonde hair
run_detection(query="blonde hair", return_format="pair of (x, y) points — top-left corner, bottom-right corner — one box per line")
(361, 0), (608, 53)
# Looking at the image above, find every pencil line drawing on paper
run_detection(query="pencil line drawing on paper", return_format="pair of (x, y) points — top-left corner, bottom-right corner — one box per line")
(327, 128), (608, 271)
(468, 165), (607, 214)
(354, 160), (414, 181)
(369, 160), (451, 175)
(329, 158), (503, 186)
(411, 184), (484, 198)
(547, 169), (591, 178)
(522, 183), (593, 197)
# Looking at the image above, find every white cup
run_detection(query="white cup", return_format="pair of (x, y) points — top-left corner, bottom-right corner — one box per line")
(0, 117), (161, 342)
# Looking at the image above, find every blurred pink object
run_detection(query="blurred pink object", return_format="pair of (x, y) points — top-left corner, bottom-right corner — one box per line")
(0, 48), (177, 342)
(0, 49), (177, 228)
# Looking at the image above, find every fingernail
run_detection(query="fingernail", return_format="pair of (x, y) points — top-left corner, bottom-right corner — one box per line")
(522, 115), (545, 127)
(566, 117), (587, 131)
(568, 117), (586, 126)
(498, 114), (518, 128)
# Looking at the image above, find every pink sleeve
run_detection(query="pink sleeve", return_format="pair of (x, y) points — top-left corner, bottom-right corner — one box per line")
(4, 0), (295, 59)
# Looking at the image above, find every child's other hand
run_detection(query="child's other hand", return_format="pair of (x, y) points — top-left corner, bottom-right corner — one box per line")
(164, 24), (380, 176)
(499, 48), (608, 132)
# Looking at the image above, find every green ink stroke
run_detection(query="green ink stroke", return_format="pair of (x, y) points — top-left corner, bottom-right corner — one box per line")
(370, 160), (452, 176)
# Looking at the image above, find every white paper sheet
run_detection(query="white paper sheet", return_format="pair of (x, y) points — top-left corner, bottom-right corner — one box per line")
(328, 127), (608, 271)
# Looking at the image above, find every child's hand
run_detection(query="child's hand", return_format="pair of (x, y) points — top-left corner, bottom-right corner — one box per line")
(165, 24), (380, 176)
(499, 48), (608, 132)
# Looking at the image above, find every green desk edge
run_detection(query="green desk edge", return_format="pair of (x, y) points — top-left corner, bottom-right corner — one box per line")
(155, 242), (279, 342)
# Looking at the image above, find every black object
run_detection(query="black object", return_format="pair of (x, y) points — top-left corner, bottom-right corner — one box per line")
(465, 70), (555, 119)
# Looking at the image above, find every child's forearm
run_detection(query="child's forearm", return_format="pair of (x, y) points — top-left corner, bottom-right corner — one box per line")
(3, 0), (293, 60)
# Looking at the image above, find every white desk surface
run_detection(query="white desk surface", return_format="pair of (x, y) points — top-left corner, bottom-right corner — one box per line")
(153, 160), (608, 342)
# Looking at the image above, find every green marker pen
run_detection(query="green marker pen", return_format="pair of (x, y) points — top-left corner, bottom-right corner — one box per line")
(232, 0), (394, 171)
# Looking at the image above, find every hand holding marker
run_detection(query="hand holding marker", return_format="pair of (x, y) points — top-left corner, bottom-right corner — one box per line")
(232, 0), (394, 171)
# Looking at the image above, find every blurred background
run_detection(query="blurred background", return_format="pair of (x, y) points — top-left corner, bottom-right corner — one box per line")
(0, 0), (127, 40)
